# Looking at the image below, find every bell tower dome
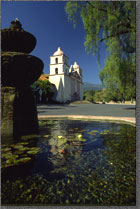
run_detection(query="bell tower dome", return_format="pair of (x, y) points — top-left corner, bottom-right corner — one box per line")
(50, 47), (69, 75)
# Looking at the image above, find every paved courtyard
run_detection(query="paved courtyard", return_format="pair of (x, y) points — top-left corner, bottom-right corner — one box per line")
(37, 103), (135, 118)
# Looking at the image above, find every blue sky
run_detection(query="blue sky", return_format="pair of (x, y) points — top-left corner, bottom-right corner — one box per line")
(2, 1), (107, 84)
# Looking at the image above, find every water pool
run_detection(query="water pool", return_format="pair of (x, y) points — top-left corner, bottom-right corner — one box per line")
(1, 120), (136, 205)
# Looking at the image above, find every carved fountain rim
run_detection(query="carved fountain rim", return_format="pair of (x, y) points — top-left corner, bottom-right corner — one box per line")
(38, 115), (136, 126)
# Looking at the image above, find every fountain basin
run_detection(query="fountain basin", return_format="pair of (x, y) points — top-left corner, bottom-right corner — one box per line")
(1, 119), (136, 205)
(1, 52), (44, 87)
(2, 28), (36, 53)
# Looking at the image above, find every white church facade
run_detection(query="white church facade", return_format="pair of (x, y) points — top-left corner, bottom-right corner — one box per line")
(42, 47), (83, 103)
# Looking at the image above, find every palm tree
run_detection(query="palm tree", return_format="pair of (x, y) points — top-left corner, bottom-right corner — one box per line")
(31, 80), (54, 103)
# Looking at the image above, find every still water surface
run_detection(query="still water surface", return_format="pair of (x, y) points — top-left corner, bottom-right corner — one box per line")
(1, 120), (136, 205)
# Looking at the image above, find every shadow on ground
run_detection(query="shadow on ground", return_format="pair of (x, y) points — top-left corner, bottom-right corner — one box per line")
(123, 107), (136, 110)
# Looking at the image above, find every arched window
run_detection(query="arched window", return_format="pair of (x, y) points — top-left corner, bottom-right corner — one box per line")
(55, 58), (58, 64)
(55, 68), (58, 74)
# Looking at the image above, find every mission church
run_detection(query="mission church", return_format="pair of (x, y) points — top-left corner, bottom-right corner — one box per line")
(39, 47), (83, 103)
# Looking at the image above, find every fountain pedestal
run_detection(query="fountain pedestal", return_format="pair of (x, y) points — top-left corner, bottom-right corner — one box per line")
(1, 20), (44, 138)
(1, 87), (16, 137)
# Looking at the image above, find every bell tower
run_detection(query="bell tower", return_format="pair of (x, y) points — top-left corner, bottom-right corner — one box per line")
(50, 47), (69, 75)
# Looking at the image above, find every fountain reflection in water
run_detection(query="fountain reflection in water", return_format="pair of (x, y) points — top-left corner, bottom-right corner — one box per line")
(1, 120), (136, 205)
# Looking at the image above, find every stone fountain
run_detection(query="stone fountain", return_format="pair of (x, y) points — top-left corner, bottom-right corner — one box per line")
(1, 20), (44, 138)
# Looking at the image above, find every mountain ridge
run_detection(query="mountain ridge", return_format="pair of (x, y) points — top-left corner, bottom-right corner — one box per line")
(83, 82), (103, 91)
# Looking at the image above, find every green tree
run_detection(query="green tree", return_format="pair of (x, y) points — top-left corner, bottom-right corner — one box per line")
(99, 51), (136, 102)
(93, 89), (106, 103)
(31, 80), (54, 103)
(65, 1), (136, 102)
(65, 1), (135, 56)
(84, 90), (95, 102)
